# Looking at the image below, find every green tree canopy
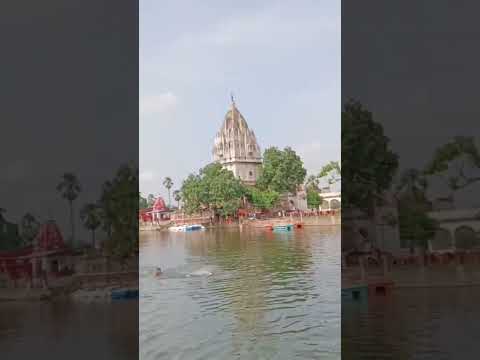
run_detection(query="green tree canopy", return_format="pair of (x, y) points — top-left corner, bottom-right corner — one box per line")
(318, 161), (341, 187)
(246, 187), (280, 211)
(99, 164), (138, 258)
(342, 100), (398, 215)
(425, 136), (480, 191)
(395, 168), (436, 250)
(306, 187), (322, 209)
(257, 147), (307, 194)
(139, 193), (148, 210)
(181, 163), (246, 217)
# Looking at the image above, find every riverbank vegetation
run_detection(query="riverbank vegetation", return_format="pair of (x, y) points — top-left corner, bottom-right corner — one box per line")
(1, 164), (139, 259)
(342, 99), (479, 252)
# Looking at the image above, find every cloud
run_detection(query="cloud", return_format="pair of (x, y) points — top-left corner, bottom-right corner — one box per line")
(139, 170), (155, 182)
(140, 92), (178, 118)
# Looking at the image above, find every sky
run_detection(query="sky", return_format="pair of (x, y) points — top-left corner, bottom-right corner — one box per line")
(342, 0), (480, 207)
(140, 0), (341, 200)
(1, 1), (138, 242)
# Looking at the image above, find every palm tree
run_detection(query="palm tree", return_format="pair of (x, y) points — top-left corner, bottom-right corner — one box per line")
(56, 173), (81, 246)
(173, 190), (181, 209)
(163, 177), (173, 207)
(80, 203), (102, 249)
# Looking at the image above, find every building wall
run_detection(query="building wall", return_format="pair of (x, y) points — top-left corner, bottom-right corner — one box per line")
(224, 161), (262, 185)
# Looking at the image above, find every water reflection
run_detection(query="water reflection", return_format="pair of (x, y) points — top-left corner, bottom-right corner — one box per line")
(342, 287), (480, 359)
(0, 301), (138, 359)
(140, 226), (340, 359)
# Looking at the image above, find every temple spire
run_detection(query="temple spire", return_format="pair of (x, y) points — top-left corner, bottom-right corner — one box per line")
(230, 92), (235, 107)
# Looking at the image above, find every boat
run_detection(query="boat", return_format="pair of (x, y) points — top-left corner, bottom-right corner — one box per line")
(273, 224), (293, 232)
(168, 224), (206, 232)
(111, 288), (139, 300)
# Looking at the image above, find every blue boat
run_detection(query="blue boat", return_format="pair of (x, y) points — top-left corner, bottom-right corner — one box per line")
(111, 288), (139, 300)
(273, 224), (293, 232)
(341, 284), (368, 302)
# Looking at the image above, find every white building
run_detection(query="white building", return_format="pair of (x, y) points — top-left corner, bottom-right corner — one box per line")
(212, 98), (262, 185)
(428, 207), (480, 251)
(319, 191), (341, 211)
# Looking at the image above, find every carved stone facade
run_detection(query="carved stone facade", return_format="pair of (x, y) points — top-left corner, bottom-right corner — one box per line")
(212, 100), (262, 185)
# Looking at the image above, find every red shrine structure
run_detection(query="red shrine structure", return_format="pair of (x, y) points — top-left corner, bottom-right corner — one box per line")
(139, 197), (171, 223)
(0, 220), (73, 288)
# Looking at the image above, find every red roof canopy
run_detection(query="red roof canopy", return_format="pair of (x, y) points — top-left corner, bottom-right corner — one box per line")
(152, 197), (167, 212)
(36, 220), (65, 250)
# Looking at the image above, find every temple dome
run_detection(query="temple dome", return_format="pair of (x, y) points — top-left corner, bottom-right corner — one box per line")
(35, 220), (65, 250)
(213, 101), (262, 163)
(153, 197), (167, 211)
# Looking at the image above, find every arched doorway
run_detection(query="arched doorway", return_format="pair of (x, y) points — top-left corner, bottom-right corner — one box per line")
(321, 200), (329, 210)
(431, 228), (453, 251)
(330, 199), (341, 210)
(455, 226), (476, 250)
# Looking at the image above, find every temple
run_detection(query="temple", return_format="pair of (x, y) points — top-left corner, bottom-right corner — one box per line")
(212, 97), (262, 185)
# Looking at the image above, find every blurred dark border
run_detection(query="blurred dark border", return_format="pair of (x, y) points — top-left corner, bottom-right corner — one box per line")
(0, 1), (139, 359)
(342, 1), (480, 359)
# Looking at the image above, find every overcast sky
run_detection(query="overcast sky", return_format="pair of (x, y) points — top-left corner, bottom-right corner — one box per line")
(140, 0), (340, 200)
(1, 1), (137, 242)
(342, 0), (480, 207)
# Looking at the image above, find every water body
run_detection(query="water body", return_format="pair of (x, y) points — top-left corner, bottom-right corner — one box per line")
(140, 226), (341, 360)
(342, 287), (480, 359)
(0, 300), (138, 359)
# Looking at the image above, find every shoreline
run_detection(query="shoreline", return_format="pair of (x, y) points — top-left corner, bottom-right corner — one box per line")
(140, 215), (341, 232)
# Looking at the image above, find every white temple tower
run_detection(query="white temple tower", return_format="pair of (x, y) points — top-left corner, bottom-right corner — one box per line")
(212, 97), (262, 185)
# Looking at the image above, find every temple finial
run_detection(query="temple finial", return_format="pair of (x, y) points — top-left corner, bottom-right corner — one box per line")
(230, 92), (235, 106)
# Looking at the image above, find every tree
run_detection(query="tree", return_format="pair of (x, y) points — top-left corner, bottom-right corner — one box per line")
(246, 187), (280, 211)
(56, 173), (81, 246)
(397, 197), (437, 252)
(318, 161), (341, 188)
(80, 203), (102, 249)
(147, 193), (155, 207)
(305, 174), (320, 191)
(342, 100), (398, 216)
(257, 147), (307, 194)
(181, 174), (204, 214)
(20, 212), (40, 246)
(395, 168), (428, 201)
(181, 163), (246, 217)
(163, 177), (173, 207)
(139, 193), (148, 210)
(395, 168), (436, 252)
(99, 164), (138, 259)
(425, 136), (480, 191)
(306, 187), (322, 209)
(173, 190), (181, 208)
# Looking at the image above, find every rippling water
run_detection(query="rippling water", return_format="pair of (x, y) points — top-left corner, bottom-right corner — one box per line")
(140, 226), (340, 359)
(342, 287), (480, 359)
(0, 301), (138, 359)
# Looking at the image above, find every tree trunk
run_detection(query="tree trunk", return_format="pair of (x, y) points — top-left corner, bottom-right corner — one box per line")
(69, 200), (75, 247)
(168, 189), (171, 208)
(367, 200), (378, 248)
(92, 230), (96, 249)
